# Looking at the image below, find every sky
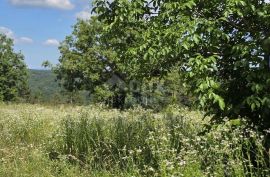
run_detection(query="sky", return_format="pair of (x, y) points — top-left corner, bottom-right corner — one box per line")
(0, 0), (92, 69)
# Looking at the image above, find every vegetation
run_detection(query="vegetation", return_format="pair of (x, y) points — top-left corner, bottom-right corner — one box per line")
(28, 69), (61, 102)
(0, 104), (269, 177)
(0, 34), (29, 101)
(55, 16), (141, 108)
(55, 16), (191, 109)
(92, 0), (270, 129)
(28, 69), (90, 104)
(1, 0), (270, 176)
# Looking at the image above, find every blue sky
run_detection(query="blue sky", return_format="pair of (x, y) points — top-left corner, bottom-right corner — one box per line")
(0, 0), (92, 69)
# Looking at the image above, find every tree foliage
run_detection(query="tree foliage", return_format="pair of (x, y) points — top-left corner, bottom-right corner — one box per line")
(0, 34), (29, 101)
(56, 15), (190, 108)
(92, 0), (270, 129)
(56, 0), (270, 128)
(55, 17), (131, 108)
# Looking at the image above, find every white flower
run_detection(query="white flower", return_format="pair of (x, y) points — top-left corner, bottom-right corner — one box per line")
(179, 160), (186, 166)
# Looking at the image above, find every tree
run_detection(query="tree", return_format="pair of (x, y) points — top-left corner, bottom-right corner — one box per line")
(93, 0), (270, 129)
(56, 15), (189, 108)
(0, 34), (29, 101)
(55, 16), (137, 108)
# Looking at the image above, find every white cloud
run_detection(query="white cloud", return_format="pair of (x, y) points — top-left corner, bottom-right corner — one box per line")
(76, 9), (92, 21)
(17, 37), (33, 44)
(9, 0), (75, 10)
(44, 39), (60, 46)
(0, 26), (33, 44)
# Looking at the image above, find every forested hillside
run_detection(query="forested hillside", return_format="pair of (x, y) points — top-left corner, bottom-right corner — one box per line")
(29, 69), (59, 97)
(28, 69), (90, 104)
(28, 69), (61, 102)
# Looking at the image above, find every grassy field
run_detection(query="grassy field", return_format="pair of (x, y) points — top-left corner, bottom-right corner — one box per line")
(0, 103), (269, 177)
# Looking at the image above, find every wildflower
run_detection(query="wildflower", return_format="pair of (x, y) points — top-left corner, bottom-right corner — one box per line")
(148, 167), (155, 172)
(122, 156), (128, 160)
(179, 160), (186, 166)
(265, 129), (270, 134)
(136, 149), (142, 154)
(161, 136), (168, 141)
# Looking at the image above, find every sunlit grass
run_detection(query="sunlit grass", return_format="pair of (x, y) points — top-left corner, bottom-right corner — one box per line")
(0, 103), (268, 176)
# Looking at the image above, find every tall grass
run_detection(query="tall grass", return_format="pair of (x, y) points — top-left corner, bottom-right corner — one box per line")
(54, 106), (270, 176)
(0, 103), (269, 176)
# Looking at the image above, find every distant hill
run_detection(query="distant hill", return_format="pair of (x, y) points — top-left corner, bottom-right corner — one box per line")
(28, 69), (61, 102)
(28, 69), (90, 104)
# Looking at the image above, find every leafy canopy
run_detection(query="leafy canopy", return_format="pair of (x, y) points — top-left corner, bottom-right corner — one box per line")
(93, 0), (270, 128)
(56, 16), (189, 108)
(0, 34), (29, 101)
(55, 16), (138, 107)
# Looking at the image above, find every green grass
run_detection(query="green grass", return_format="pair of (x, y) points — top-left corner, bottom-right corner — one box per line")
(0, 103), (269, 176)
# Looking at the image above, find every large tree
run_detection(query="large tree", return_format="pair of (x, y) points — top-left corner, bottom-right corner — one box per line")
(55, 16), (143, 108)
(0, 34), (29, 101)
(56, 15), (189, 108)
(93, 0), (270, 129)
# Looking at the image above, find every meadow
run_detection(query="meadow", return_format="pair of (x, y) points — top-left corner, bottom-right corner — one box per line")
(0, 103), (269, 177)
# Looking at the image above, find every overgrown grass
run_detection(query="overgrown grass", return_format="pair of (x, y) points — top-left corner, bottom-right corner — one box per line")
(0, 103), (269, 176)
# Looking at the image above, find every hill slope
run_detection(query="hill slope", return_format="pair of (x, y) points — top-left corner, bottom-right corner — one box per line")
(28, 69), (90, 103)
(28, 69), (61, 101)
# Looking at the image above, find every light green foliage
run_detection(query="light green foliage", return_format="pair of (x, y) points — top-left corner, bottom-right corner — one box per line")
(0, 103), (269, 176)
(93, 0), (270, 129)
(55, 16), (132, 108)
(56, 16), (190, 108)
(0, 34), (29, 101)
(56, 17), (108, 92)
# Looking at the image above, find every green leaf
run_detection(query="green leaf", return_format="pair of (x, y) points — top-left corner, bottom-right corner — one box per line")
(182, 43), (189, 50)
(218, 98), (225, 110)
